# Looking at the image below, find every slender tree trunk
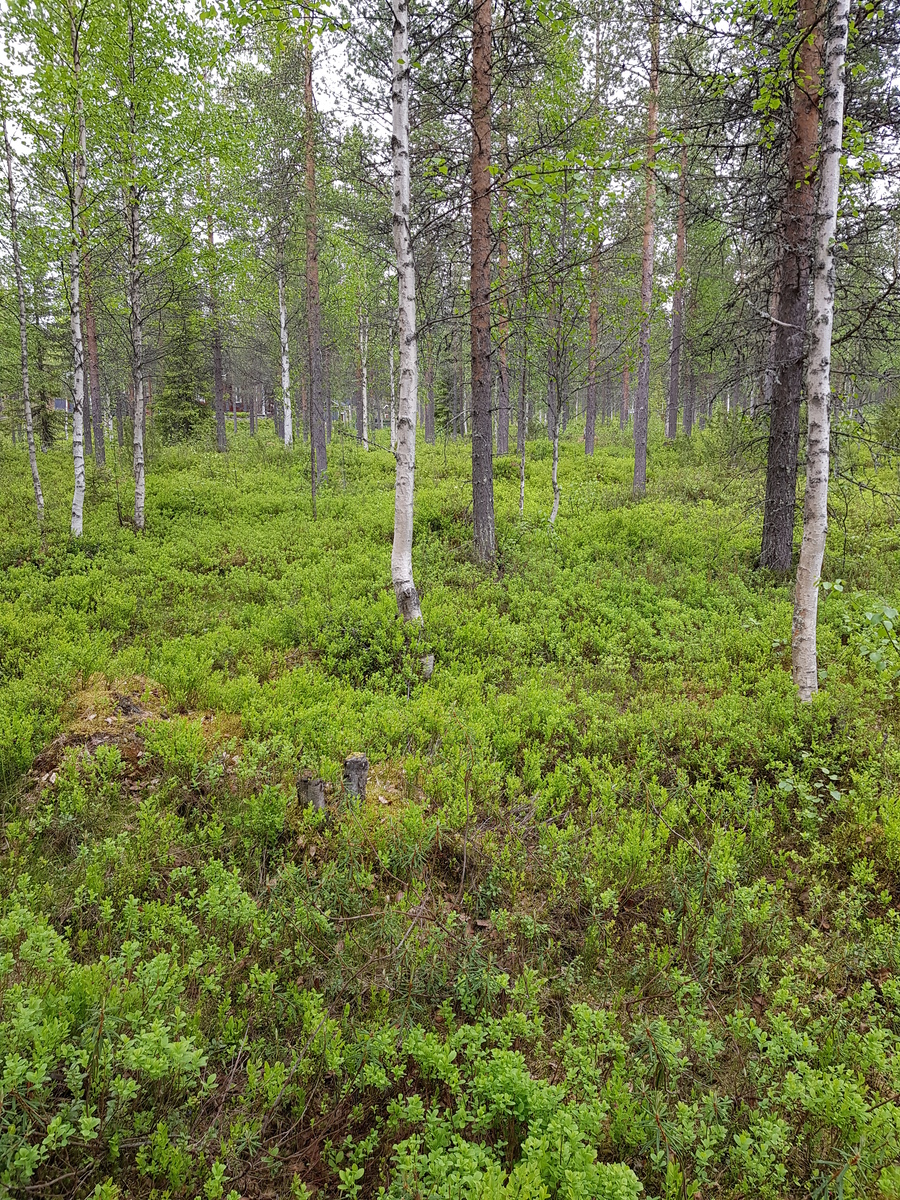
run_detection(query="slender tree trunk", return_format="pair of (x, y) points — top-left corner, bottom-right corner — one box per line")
(586, 248), (599, 456)
(82, 258), (105, 466)
(633, 0), (660, 495)
(389, 335), (397, 451)
(761, 0), (823, 571)
(124, 17), (145, 530)
(303, 24), (327, 481)
(204, 193), (227, 452)
(519, 332), (527, 513)
(277, 233), (293, 447)
(585, 10), (601, 456)
(126, 192), (145, 530)
(549, 365), (561, 526)
(621, 363), (630, 430)
(667, 140), (688, 440)
(69, 17), (87, 536)
(683, 360), (695, 435)
(496, 49), (511, 456)
(358, 311), (369, 448)
(425, 356), (435, 444)
(390, 0), (423, 625)
(3, 116), (43, 521)
(471, 0), (495, 563)
(792, 0), (849, 700)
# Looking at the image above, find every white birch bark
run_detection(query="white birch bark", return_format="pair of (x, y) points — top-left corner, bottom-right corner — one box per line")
(390, 0), (422, 625)
(69, 18), (87, 537)
(359, 312), (369, 449)
(277, 234), (293, 447)
(791, 0), (850, 701)
(3, 117), (44, 521)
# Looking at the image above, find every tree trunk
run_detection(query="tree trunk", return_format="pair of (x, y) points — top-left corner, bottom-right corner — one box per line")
(667, 140), (688, 440)
(304, 24), (327, 482)
(358, 311), (369, 448)
(760, 0), (823, 571)
(277, 233), (293, 447)
(471, 0), (495, 564)
(425, 356), (435, 444)
(633, 0), (660, 495)
(390, 0), (423, 625)
(586, 246), (599, 456)
(126, 191), (145, 531)
(389, 335), (397, 451)
(69, 16), (87, 537)
(124, 15), (145, 531)
(621, 363), (630, 430)
(3, 116), (43, 521)
(82, 258), (105, 466)
(496, 66), (511, 456)
(792, 0), (849, 700)
(684, 361), (695, 435)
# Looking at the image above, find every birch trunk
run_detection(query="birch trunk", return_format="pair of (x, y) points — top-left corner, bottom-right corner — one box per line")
(621, 364), (630, 430)
(358, 312), (369, 448)
(277, 234), (293, 446)
(124, 14), (145, 530)
(390, 0), (422, 624)
(633, 0), (660, 495)
(792, 0), (849, 701)
(69, 16), (87, 536)
(209, 221), (227, 454)
(666, 140), (687, 440)
(303, 24), (327, 481)
(3, 116), (44, 521)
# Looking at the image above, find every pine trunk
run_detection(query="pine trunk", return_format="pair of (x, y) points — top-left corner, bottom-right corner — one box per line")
(471, 0), (495, 563)
(760, 0), (823, 571)
(633, 0), (660, 495)
(666, 141), (687, 440)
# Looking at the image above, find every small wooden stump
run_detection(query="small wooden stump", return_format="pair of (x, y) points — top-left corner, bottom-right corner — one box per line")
(343, 755), (369, 807)
(297, 769), (325, 811)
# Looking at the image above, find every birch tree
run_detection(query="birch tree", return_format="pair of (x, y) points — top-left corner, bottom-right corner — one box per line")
(2, 111), (44, 521)
(277, 229), (293, 446)
(791, 0), (850, 700)
(389, 0), (422, 625)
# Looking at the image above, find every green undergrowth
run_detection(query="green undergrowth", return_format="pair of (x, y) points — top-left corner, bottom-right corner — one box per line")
(1, 422), (900, 1198)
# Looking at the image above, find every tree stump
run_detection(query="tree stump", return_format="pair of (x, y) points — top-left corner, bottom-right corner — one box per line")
(343, 755), (369, 807)
(297, 768), (325, 811)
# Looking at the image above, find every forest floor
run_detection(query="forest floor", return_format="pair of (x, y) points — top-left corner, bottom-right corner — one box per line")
(1, 422), (900, 1200)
